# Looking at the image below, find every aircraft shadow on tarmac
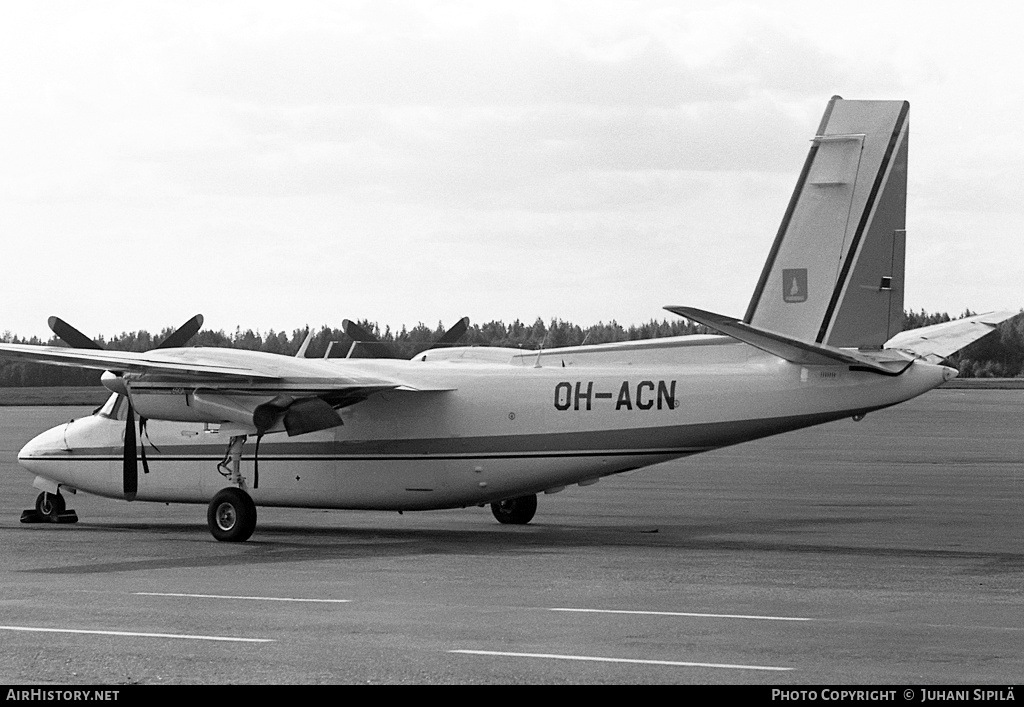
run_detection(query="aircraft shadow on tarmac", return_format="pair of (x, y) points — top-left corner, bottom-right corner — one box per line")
(18, 515), (1024, 576)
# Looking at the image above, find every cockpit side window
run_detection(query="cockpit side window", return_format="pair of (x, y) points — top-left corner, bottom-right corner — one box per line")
(95, 393), (127, 421)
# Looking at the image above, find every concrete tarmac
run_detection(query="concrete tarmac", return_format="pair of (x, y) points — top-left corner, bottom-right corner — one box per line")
(0, 389), (1021, 685)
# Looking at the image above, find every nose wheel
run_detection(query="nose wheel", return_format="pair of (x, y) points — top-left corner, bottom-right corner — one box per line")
(36, 491), (65, 518)
(21, 491), (78, 524)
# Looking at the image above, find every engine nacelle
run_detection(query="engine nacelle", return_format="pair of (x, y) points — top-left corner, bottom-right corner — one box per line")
(124, 387), (270, 433)
(124, 386), (342, 437)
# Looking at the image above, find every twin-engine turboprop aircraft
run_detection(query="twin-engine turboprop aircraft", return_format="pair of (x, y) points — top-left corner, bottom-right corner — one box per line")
(1, 97), (1016, 542)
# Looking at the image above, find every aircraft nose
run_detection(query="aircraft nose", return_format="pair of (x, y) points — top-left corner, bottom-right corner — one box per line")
(17, 423), (69, 468)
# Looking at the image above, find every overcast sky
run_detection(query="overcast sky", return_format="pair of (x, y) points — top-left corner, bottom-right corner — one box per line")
(1, 0), (1021, 341)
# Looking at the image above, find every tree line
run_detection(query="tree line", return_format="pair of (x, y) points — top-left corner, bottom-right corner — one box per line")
(1, 310), (1022, 387)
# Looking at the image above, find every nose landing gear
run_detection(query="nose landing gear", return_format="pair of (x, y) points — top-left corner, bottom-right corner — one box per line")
(21, 491), (78, 524)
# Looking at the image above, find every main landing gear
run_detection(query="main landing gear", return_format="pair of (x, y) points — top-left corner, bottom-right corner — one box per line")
(20, 491), (78, 524)
(207, 487), (257, 542)
(207, 434), (257, 542)
(491, 494), (538, 525)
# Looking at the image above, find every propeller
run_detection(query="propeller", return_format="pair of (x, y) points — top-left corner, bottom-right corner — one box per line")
(152, 314), (204, 349)
(48, 314), (204, 500)
(436, 316), (470, 346)
(48, 314), (203, 352)
(123, 398), (138, 501)
(340, 317), (470, 358)
(340, 320), (383, 358)
(47, 317), (104, 350)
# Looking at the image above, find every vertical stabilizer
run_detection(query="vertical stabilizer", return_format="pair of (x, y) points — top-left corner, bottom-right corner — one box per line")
(744, 97), (909, 348)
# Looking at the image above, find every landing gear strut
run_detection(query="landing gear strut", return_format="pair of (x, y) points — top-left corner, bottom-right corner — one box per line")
(491, 494), (538, 525)
(208, 434), (257, 542)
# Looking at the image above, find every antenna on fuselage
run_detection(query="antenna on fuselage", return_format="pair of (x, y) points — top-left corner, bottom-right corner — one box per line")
(534, 328), (551, 368)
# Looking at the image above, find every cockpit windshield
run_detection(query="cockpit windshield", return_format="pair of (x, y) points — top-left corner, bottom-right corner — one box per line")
(95, 392), (127, 421)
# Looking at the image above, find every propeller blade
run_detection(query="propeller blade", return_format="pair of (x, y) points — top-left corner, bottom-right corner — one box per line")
(437, 316), (470, 345)
(123, 399), (138, 501)
(155, 314), (204, 349)
(47, 316), (104, 350)
(341, 319), (382, 358)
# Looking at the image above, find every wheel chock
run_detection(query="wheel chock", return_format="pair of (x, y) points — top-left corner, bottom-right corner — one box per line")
(20, 509), (78, 523)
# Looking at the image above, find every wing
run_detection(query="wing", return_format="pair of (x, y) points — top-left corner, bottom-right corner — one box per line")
(0, 343), (454, 435)
(884, 311), (1020, 363)
(0, 343), (280, 378)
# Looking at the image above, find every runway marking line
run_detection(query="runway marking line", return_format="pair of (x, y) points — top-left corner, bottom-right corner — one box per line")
(550, 608), (812, 621)
(134, 592), (351, 603)
(450, 649), (792, 672)
(0, 625), (273, 643)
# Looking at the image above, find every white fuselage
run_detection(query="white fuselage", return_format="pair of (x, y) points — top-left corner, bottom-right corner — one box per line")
(15, 337), (954, 510)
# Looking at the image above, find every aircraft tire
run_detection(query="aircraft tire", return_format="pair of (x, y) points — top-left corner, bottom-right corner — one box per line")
(208, 488), (257, 542)
(35, 491), (65, 522)
(491, 494), (538, 525)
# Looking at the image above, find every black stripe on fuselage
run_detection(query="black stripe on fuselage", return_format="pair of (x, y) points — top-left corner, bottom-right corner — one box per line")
(21, 449), (704, 464)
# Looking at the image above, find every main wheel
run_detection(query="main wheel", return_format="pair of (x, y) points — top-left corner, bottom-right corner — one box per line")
(207, 488), (257, 542)
(35, 491), (65, 521)
(491, 494), (538, 525)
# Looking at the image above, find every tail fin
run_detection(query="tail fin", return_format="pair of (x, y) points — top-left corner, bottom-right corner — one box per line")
(744, 96), (909, 349)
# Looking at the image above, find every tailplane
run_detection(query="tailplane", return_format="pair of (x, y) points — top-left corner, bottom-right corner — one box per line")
(744, 97), (909, 349)
(885, 310), (1020, 364)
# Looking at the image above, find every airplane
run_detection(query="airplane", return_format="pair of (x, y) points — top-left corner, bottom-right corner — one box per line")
(0, 96), (1016, 543)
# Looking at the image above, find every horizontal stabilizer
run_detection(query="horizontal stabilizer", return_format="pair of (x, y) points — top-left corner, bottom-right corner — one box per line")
(666, 306), (912, 375)
(885, 311), (1019, 363)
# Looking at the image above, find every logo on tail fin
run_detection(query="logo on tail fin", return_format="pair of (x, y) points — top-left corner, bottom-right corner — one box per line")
(782, 269), (808, 303)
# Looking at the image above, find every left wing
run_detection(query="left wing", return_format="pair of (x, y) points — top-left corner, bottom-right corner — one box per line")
(0, 343), (455, 435)
(0, 342), (454, 389)
(0, 343), (281, 379)
(1, 325), (458, 499)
